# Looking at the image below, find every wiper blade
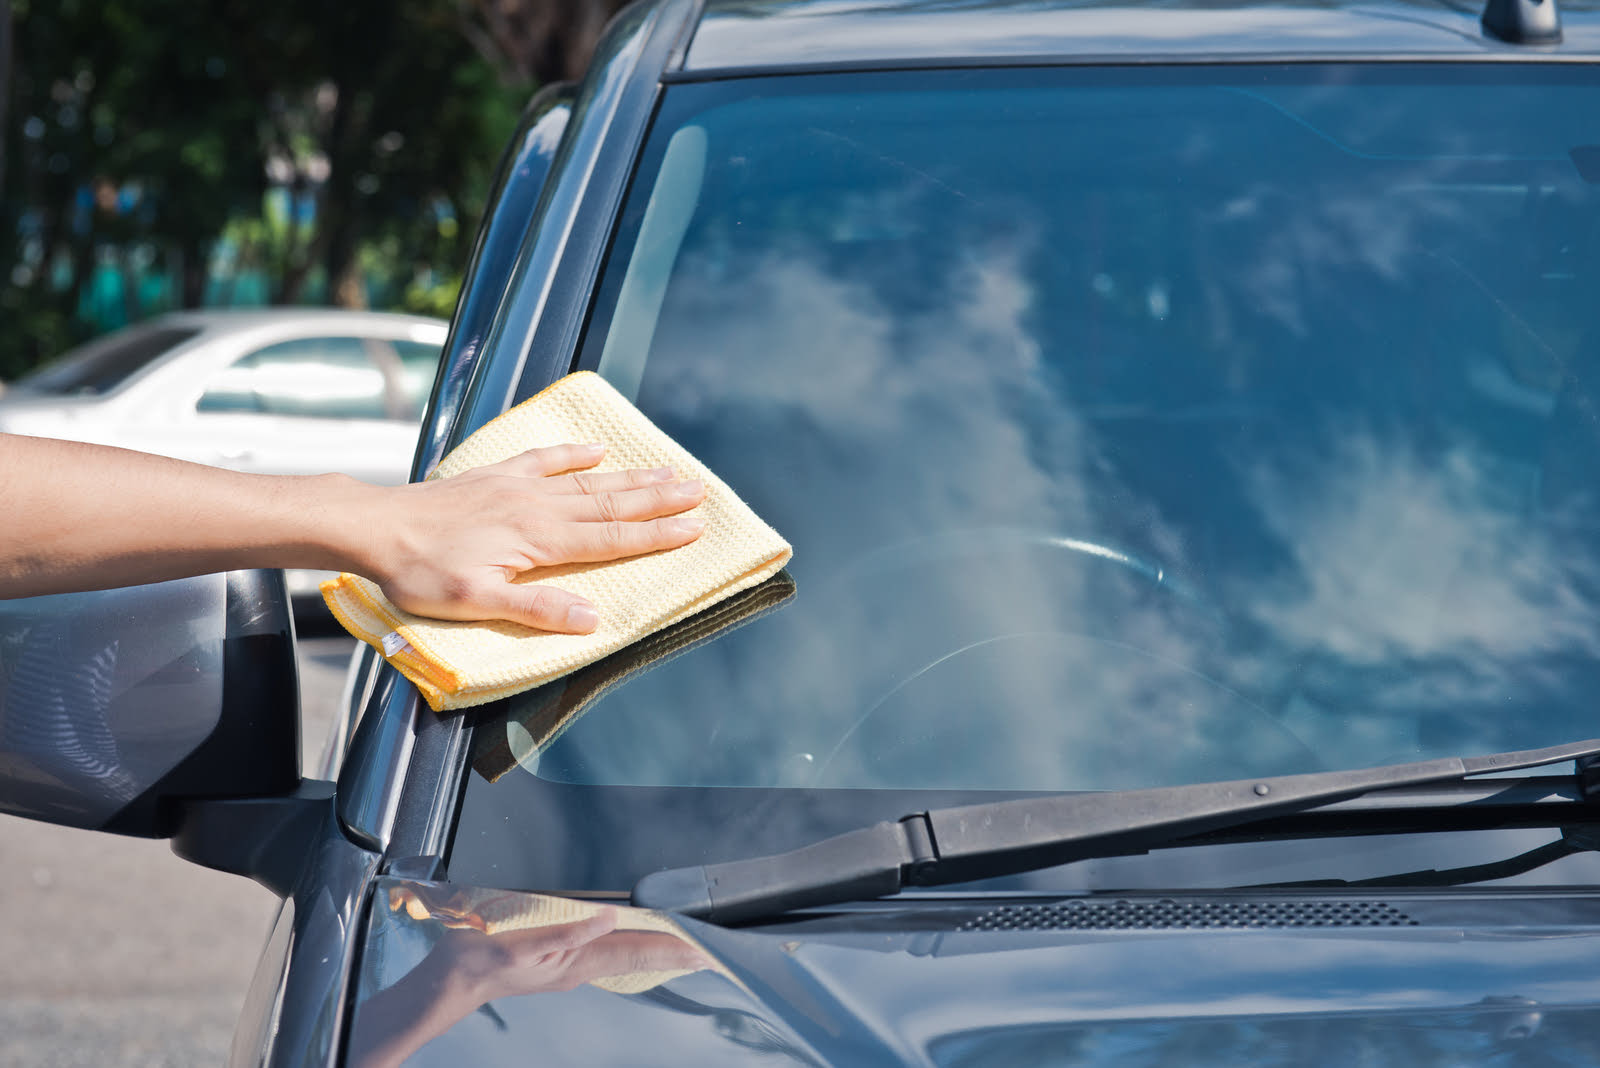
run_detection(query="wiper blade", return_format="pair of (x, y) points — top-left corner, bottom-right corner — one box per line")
(631, 739), (1600, 924)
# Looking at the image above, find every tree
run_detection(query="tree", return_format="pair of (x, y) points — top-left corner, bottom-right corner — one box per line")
(245, 0), (523, 306)
(1, 0), (11, 202)
(0, 0), (525, 377)
(3, 0), (274, 372)
(455, 0), (629, 86)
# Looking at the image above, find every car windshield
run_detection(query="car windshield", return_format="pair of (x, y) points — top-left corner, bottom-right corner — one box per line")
(449, 64), (1600, 892)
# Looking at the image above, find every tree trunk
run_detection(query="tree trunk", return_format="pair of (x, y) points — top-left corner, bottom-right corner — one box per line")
(321, 200), (361, 307)
(316, 79), (364, 309)
(0, 0), (12, 204)
(460, 0), (626, 87)
(180, 237), (208, 308)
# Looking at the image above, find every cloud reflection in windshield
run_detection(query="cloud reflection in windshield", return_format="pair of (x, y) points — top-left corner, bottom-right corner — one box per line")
(571, 212), (1600, 791)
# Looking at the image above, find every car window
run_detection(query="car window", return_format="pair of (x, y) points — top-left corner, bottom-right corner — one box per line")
(392, 339), (444, 420)
(451, 64), (1600, 893)
(198, 337), (391, 419)
(14, 324), (201, 396)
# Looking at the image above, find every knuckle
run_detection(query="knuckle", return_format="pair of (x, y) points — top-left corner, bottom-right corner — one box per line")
(519, 584), (563, 620)
(521, 447), (558, 474)
(593, 491), (621, 523)
(522, 531), (560, 568)
(484, 474), (525, 500)
(599, 521), (630, 552)
(513, 452), (553, 477)
(642, 484), (675, 513)
(533, 443), (584, 474)
(568, 470), (597, 494)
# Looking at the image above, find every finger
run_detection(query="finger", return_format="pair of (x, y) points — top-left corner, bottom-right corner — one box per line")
(471, 580), (603, 633)
(499, 911), (620, 962)
(542, 466), (679, 496)
(482, 443), (606, 479)
(546, 480), (705, 523)
(539, 516), (705, 565)
(564, 931), (714, 985)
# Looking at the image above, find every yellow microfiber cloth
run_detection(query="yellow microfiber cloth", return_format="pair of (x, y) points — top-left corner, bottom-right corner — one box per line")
(321, 371), (792, 712)
(386, 883), (732, 994)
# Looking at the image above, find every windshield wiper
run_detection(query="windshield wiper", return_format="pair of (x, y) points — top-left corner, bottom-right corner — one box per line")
(631, 739), (1600, 923)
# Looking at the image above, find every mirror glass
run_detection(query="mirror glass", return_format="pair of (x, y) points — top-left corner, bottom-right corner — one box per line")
(0, 575), (227, 829)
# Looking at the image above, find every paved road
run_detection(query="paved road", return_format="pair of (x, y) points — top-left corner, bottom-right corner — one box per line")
(0, 635), (356, 1067)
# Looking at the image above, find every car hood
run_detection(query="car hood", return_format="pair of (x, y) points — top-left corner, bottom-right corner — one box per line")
(0, 394), (105, 431)
(346, 878), (1600, 1066)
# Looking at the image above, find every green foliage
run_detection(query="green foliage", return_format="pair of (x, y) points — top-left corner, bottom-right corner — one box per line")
(402, 271), (466, 321)
(0, 295), (73, 382)
(1, 0), (528, 376)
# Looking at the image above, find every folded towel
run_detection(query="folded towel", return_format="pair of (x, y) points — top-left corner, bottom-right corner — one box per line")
(387, 883), (730, 993)
(471, 571), (795, 782)
(321, 371), (793, 712)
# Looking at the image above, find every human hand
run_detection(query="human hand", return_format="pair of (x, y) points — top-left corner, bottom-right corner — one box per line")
(347, 907), (714, 1068)
(428, 908), (713, 1003)
(357, 444), (706, 633)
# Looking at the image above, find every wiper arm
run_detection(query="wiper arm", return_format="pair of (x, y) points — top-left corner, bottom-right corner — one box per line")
(631, 739), (1600, 924)
(1250, 827), (1600, 890)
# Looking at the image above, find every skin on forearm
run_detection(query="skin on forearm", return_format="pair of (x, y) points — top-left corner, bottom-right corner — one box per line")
(345, 916), (620, 1068)
(0, 433), (706, 631)
(344, 951), (488, 1068)
(0, 434), (377, 598)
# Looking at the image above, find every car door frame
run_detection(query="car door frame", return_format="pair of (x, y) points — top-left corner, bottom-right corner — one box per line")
(225, 8), (691, 1057)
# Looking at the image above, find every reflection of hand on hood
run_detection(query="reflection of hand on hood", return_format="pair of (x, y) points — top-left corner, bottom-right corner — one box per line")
(429, 914), (713, 1001)
(388, 883), (721, 992)
(350, 892), (716, 1068)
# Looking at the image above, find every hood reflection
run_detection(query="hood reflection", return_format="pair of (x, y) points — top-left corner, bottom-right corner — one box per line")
(352, 879), (1600, 1067)
(347, 883), (722, 1068)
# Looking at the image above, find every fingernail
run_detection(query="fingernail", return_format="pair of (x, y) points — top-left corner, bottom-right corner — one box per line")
(672, 479), (705, 499)
(670, 517), (705, 536)
(581, 443), (605, 456)
(647, 466), (676, 481)
(566, 603), (599, 631)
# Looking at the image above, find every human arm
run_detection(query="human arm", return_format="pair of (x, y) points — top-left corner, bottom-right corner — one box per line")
(0, 434), (705, 633)
(345, 910), (712, 1068)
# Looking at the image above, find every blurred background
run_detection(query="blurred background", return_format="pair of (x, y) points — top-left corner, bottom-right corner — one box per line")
(1, 0), (629, 373)
(1, 0), (622, 1062)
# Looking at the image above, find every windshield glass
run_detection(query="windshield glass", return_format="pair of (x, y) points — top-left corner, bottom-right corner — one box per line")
(14, 323), (202, 396)
(450, 65), (1600, 891)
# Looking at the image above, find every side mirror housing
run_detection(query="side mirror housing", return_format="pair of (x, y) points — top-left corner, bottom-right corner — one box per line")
(0, 569), (301, 839)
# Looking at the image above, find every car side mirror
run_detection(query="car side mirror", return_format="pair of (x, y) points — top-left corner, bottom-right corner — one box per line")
(0, 569), (302, 840)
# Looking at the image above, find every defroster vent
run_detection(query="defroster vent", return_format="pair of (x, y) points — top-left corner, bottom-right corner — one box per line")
(958, 898), (1419, 931)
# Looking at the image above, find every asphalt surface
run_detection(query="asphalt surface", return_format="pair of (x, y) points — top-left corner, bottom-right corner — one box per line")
(0, 634), (356, 1067)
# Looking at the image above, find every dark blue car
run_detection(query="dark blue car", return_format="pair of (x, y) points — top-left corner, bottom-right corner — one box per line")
(7, 0), (1600, 1062)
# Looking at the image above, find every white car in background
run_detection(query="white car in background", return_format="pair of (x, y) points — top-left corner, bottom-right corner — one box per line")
(0, 308), (448, 599)
(0, 308), (447, 482)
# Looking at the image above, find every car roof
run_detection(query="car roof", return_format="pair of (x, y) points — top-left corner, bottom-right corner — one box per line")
(681, 0), (1600, 75)
(151, 307), (447, 334)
